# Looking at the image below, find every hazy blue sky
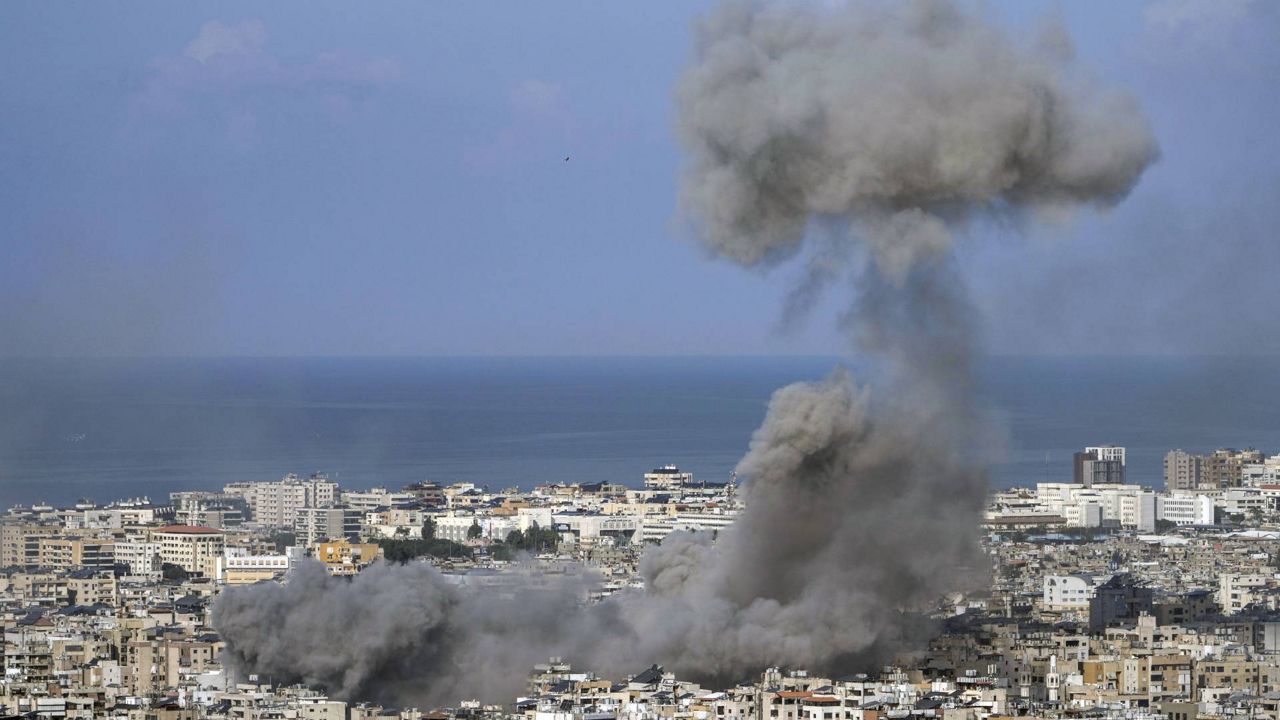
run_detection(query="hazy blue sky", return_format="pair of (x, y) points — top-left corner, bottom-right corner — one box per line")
(2, 1), (1276, 357)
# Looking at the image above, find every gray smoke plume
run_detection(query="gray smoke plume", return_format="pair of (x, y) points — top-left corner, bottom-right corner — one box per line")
(212, 0), (1157, 706)
(213, 559), (617, 704)
(676, 0), (1156, 275)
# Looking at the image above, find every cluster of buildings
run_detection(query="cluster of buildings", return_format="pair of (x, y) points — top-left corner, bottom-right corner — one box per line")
(10, 446), (1280, 719)
(1164, 449), (1280, 491)
(988, 446), (1280, 533)
(0, 465), (740, 717)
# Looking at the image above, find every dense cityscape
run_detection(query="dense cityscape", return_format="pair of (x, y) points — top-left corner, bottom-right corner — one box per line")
(4, 0), (1275, 718)
(5, 446), (1280, 719)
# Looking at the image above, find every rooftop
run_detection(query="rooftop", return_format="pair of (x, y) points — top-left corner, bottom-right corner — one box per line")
(152, 524), (222, 535)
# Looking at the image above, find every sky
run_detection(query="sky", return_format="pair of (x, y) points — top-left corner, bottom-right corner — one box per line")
(1, 0), (1277, 357)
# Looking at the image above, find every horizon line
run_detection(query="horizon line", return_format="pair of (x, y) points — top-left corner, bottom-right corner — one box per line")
(1, 352), (1277, 361)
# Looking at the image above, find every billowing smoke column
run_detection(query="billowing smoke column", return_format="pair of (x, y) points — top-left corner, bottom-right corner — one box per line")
(212, 0), (1158, 707)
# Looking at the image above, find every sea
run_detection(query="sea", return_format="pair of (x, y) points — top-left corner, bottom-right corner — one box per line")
(1, 356), (1278, 510)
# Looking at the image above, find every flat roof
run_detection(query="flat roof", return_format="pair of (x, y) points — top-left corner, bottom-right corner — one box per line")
(152, 525), (222, 535)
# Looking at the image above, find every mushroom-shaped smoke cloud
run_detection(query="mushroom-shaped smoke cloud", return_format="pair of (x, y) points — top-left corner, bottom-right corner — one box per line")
(212, 0), (1158, 707)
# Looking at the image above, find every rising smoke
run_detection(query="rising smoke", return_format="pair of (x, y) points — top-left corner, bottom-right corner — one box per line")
(211, 0), (1158, 706)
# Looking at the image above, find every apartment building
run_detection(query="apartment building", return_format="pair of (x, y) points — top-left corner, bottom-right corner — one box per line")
(0, 522), (60, 567)
(294, 506), (363, 546)
(643, 465), (694, 490)
(36, 537), (115, 570)
(1164, 450), (1203, 491)
(113, 536), (161, 575)
(342, 487), (416, 512)
(1219, 573), (1274, 615)
(1043, 574), (1099, 611)
(317, 539), (381, 576)
(147, 525), (226, 577)
(226, 474), (339, 529)
(1206, 449), (1266, 489)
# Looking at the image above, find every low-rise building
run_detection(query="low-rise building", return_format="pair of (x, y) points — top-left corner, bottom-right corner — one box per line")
(317, 540), (381, 575)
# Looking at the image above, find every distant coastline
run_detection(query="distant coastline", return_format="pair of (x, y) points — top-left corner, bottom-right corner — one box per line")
(2, 355), (1277, 509)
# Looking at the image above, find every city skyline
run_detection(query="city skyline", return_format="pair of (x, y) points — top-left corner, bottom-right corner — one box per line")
(3, 1), (1280, 717)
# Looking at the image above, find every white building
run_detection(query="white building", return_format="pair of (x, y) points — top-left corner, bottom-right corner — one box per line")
(1157, 493), (1215, 526)
(517, 507), (555, 531)
(215, 553), (293, 585)
(639, 510), (739, 543)
(369, 512), (522, 543)
(226, 474), (338, 529)
(1086, 446), (1127, 466)
(1118, 491), (1157, 533)
(147, 525), (226, 577)
(1242, 455), (1280, 486)
(643, 465), (693, 490)
(342, 487), (416, 512)
(550, 513), (641, 545)
(1080, 503), (1103, 527)
(433, 513), (484, 543)
(1215, 487), (1270, 518)
(113, 537), (161, 575)
(1035, 483), (1155, 531)
(1043, 574), (1100, 611)
(482, 515), (521, 543)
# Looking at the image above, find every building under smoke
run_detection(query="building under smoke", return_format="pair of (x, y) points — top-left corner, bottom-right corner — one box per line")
(212, 0), (1158, 707)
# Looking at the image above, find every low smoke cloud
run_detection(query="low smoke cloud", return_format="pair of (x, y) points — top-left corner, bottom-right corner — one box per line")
(213, 560), (613, 703)
(213, 0), (1158, 707)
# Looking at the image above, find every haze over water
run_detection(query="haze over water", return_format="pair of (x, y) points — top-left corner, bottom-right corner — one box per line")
(1, 355), (1277, 509)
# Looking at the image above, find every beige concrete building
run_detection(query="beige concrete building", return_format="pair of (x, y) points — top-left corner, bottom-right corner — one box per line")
(226, 474), (339, 528)
(36, 537), (115, 570)
(317, 539), (381, 575)
(1206, 448), (1266, 489)
(66, 572), (118, 606)
(0, 522), (59, 567)
(1164, 450), (1203, 491)
(147, 525), (226, 577)
(1219, 572), (1274, 614)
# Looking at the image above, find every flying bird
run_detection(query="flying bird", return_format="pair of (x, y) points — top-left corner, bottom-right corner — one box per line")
(564, 156), (570, 161)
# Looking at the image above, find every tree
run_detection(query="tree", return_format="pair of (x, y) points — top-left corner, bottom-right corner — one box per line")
(530, 524), (559, 553)
(421, 516), (436, 540)
(467, 520), (483, 540)
(160, 563), (188, 582)
(375, 536), (468, 563)
(268, 531), (296, 553)
(489, 523), (560, 560)
(1247, 506), (1265, 527)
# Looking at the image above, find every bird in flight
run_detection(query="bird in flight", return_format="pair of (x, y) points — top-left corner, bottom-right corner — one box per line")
(564, 156), (570, 162)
